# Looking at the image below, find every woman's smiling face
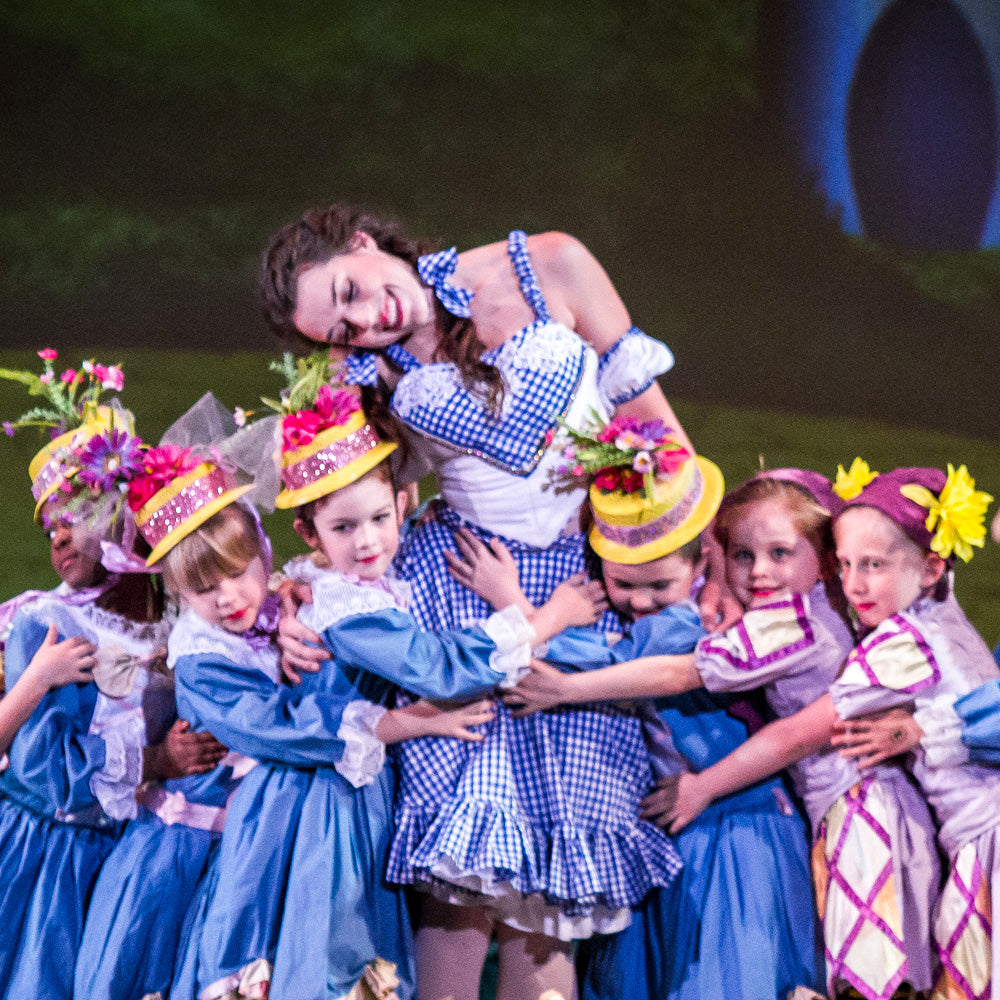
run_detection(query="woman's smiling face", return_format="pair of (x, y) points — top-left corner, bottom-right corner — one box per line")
(292, 232), (437, 350)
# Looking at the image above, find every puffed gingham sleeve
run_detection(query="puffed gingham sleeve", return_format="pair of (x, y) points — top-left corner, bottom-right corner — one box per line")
(694, 593), (827, 693)
(3, 613), (111, 817)
(830, 614), (942, 720)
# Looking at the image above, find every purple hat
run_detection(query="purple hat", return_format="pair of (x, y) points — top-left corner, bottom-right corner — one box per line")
(753, 468), (844, 517)
(840, 467), (947, 551)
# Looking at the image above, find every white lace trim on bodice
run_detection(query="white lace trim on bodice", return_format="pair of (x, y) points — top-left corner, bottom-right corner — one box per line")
(435, 346), (607, 546)
(299, 570), (411, 635)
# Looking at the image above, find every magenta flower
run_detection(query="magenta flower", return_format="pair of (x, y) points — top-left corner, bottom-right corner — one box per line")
(127, 444), (200, 512)
(38, 348), (58, 361)
(656, 444), (690, 475)
(313, 385), (360, 430)
(102, 365), (124, 391)
(60, 369), (77, 384)
(281, 410), (322, 451)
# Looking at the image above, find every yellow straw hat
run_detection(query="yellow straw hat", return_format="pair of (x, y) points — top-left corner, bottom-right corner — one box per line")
(556, 414), (724, 565)
(29, 405), (135, 524)
(274, 409), (396, 509)
(589, 455), (724, 564)
(128, 449), (253, 566)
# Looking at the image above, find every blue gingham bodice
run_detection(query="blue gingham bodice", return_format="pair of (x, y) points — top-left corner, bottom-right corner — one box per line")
(390, 231), (588, 476)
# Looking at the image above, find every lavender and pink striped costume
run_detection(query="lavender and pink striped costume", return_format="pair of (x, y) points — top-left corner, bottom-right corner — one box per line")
(831, 593), (1000, 1000)
(695, 584), (940, 999)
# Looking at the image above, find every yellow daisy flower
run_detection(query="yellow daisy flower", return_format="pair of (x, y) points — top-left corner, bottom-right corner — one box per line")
(900, 464), (993, 562)
(833, 457), (877, 501)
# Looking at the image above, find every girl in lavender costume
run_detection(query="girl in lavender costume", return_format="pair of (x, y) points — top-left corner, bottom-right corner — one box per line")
(828, 465), (999, 999)
(259, 204), (691, 1000)
(512, 468), (941, 1000)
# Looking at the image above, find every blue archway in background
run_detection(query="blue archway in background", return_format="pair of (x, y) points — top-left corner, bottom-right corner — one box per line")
(770, 0), (1000, 248)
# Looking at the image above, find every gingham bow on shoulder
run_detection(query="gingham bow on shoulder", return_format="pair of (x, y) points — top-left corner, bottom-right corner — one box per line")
(417, 246), (475, 318)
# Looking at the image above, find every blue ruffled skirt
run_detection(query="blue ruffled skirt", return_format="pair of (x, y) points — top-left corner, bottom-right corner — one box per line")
(73, 811), (220, 1000)
(392, 503), (681, 936)
(0, 796), (120, 1000)
(188, 762), (415, 999)
(578, 781), (825, 1000)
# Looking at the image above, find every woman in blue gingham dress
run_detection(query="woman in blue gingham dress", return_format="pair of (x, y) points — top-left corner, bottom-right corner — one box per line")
(260, 205), (690, 1000)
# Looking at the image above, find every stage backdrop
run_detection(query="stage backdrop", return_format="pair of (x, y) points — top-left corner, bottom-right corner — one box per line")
(766, 0), (1000, 249)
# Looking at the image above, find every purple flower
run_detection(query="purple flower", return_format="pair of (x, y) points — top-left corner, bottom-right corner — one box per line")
(76, 430), (144, 491)
(2, 422), (14, 437)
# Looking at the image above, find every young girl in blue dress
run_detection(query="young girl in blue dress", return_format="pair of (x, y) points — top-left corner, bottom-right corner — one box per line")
(457, 421), (825, 999)
(140, 375), (599, 1000)
(0, 366), (175, 1000)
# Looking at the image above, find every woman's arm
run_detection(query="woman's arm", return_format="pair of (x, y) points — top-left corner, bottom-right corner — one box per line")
(530, 232), (692, 451)
(642, 693), (839, 832)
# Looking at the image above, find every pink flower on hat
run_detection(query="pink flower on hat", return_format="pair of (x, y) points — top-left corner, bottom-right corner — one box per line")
(313, 384), (359, 428)
(127, 444), (200, 512)
(281, 410), (322, 451)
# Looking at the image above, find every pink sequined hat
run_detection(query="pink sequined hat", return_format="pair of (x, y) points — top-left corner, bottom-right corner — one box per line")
(127, 446), (253, 566)
(274, 406), (397, 509)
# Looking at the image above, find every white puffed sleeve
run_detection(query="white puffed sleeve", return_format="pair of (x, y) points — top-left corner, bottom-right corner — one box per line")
(597, 327), (675, 408)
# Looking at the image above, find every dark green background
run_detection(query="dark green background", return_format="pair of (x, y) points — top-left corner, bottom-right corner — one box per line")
(1, 3), (998, 634)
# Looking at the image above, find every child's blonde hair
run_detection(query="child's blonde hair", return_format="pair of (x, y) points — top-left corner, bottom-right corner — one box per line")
(160, 502), (264, 595)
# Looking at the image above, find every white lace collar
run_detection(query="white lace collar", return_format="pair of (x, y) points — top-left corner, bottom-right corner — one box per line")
(167, 607), (281, 684)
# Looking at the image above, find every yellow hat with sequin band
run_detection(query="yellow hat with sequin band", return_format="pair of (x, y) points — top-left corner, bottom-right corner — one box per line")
(127, 446), (253, 566)
(559, 415), (724, 564)
(264, 350), (396, 509)
(0, 349), (132, 523)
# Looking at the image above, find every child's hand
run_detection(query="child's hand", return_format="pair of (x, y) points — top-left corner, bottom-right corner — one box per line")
(391, 698), (497, 742)
(830, 708), (922, 769)
(144, 719), (228, 781)
(444, 530), (528, 613)
(546, 574), (608, 628)
(503, 659), (572, 717)
(640, 772), (712, 833)
(276, 580), (329, 684)
(24, 623), (96, 691)
(697, 577), (743, 632)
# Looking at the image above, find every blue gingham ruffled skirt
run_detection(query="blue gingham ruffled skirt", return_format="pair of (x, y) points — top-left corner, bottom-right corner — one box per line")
(389, 500), (682, 933)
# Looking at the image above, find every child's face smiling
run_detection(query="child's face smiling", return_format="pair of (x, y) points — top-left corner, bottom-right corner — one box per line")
(725, 499), (823, 608)
(299, 474), (408, 580)
(179, 555), (269, 633)
(834, 507), (942, 629)
(602, 552), (698, 621)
